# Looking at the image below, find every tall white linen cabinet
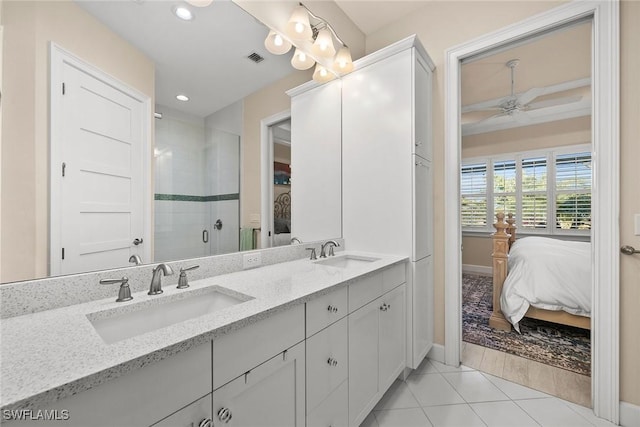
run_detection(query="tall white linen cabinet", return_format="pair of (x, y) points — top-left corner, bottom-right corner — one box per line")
(289, 35), (435, 375)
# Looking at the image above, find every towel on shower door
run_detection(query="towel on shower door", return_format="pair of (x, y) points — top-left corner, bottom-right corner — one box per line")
(240, 228), (255, 251)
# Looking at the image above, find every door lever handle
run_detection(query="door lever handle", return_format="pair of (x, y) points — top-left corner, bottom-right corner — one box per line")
(621, 245), (640, 255)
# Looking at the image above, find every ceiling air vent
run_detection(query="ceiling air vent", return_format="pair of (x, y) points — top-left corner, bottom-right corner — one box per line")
(247, 52), (265, 64)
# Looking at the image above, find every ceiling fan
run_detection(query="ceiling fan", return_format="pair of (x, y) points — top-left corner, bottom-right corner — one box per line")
(462, 59), (591, 135)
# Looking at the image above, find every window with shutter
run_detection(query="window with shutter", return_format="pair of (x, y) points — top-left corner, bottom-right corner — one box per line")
(555, 152), (591, 230)
(461, 163), (487, 228)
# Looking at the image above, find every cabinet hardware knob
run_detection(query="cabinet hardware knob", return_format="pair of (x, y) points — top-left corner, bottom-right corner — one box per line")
(198, 418), (213, 427)
(415, 141), (423, 147)
(327, 305), (338, 313)
(380, 303), (388, 311)
(327, 357), (338, 367)
(218, 407), (232, 423)
(133, 238), (143, 245)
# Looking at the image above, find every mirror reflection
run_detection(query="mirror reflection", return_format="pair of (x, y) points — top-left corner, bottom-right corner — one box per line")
(0, 0), (322, 283)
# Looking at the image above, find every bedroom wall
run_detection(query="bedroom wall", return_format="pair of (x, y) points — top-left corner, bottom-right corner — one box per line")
(461, 115), (591, 270)
(365, 0), (640, 407)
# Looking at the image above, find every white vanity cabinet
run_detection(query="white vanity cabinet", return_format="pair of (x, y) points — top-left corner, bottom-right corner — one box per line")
(211, 305), (306, 427)
(3, 342), (212, 427)
(342, 36), (435, 369)
(212, 341), (305, 427)
(348, 284), (406, 426)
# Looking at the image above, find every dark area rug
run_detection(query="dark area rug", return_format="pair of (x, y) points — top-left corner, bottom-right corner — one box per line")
(462, 273), (591, 376)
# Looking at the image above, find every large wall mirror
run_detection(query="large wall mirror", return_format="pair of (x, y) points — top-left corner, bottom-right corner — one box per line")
(0, 0), (342, 284)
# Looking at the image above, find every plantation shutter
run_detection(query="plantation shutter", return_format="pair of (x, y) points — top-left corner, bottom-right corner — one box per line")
(521, 157), (547, 229)
(461, 163), (487, 227)
(555, 152), (592, 230)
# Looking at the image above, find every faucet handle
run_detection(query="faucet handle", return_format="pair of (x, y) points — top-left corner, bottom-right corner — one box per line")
(306, 247), (317, 260)
(100, 277), (133, 302)
(177, 265), (199, 289)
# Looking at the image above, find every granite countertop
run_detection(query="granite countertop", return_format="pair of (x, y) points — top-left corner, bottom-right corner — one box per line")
(0, 251), (407, 411)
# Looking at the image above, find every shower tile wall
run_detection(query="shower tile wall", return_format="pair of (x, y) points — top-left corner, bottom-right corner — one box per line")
(154, 107), (240, 262)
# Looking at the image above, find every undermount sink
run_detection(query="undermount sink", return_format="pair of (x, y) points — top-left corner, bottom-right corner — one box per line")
(88, 287), (251, 344)
(315, 255), (380, 269)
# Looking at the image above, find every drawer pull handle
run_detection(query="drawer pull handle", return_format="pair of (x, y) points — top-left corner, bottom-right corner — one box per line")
(327, 305), (339, 314)
(327, 357), (338, 367)
(218, 408), (232, 423)
(199, 418), (213, 427)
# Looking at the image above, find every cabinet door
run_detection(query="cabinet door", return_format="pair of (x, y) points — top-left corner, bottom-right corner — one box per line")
(348, 300), (380, 426)
(378, 284), (406, 391)
(306, 317), (348, 413)
(413, 156), (432, 261)
(413, 56), (432, 161)
(152, 394), (212, 427)
(212, 341), (305, 427)
(290, 80), (342, 242)
(412, 257), (434, 365)
(306, 380), (348, 427)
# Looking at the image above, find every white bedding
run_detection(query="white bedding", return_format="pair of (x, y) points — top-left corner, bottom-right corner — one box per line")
(500, 236), (591, 331)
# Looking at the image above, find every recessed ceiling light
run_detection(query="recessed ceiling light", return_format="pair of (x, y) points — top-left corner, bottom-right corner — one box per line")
(173, 5), (193, 21)
(176, 94), (189, 102)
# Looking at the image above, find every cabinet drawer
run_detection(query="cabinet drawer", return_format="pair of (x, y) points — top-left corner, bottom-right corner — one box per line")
(213, 304), (304, 389)
(382, 263), (406, 293)
(306, 380), (348, 427)
(306, 286), (347, 337)
(306, 317), (348, 412)
(348, 272), (383, 312)
(3, 343), (212, 427)
(152, 394), (212, 427)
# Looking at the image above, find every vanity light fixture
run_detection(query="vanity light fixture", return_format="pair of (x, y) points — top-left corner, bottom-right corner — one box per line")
(173, 5), (194, 21)
(176, 94), (190, 102)
(185, 0), (213, 7)
(263, 2), (354, 83)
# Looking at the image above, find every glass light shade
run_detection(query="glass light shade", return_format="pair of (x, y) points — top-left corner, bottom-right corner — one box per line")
(312, 63), (335, 83)
(333, 46), (354, 73)
(185, 0), (213, 6)
(291, 48), (315, 70)
(311, 28), (336, 58)
(286, 6), (313, 40)
(264, 31), (292, 55)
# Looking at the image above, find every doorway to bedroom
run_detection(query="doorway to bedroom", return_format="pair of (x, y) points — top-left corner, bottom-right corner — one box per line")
(458, 19), (592, 407)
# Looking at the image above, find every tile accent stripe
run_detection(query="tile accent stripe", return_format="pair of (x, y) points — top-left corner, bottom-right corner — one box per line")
(155, 193), (239, 202)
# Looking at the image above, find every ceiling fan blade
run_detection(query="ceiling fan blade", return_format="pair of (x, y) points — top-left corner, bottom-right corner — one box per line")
(461, 99), (504, 113)
(528, 95), (583, 110)
(511, 110), (532, 124)
(517, 87), (544, 105)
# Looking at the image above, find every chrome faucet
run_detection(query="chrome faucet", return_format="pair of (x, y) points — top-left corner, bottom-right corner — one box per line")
(149, 263), (173, 295)
(320, 240), (340, 258)
(290, 237), (302, 244)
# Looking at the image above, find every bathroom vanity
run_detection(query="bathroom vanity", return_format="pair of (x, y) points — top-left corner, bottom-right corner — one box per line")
(0, 252), (408, 427)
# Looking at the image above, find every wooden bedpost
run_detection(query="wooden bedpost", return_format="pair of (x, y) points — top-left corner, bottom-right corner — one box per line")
(506, 213), (517, 248)
(489, 213), (512, 331)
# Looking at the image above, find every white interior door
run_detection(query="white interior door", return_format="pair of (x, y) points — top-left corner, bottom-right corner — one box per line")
(52, 52), (147, 275)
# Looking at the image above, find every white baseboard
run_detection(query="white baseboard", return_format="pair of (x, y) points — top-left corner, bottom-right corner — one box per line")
(620, 401), (640, 426)
(462, 264), (492, 276)
(427, 343), (445, 364)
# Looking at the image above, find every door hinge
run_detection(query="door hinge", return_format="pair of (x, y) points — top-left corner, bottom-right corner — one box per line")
(62, 162), (66, 177)
(62, 82), (66, 95)
(62, 248), (65, 260)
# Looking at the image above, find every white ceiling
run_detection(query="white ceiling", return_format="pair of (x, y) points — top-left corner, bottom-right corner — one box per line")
(75, 0), (295, 118)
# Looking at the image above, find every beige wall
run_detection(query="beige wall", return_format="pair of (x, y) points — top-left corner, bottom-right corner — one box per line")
(240, 70), (311, 228)
(366, 0), (640, 406)
(0, 0), (154, 282)
(461, 115), (591, 267)
(619, 0), (640, 408)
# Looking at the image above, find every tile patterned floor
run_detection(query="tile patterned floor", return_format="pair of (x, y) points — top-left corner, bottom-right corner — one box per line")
(360, 357), (616, 427)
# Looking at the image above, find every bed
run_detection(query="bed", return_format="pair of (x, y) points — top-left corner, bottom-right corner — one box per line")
(489, 212), (591, 332)
(272, 191), (292, 247)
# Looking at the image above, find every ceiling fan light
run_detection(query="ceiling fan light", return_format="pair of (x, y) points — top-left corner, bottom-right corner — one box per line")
(312, 63), (335, 83)
(291, 48), (315, 70)
(311, 27), (336, 58)
(333, 45), (354, 73)
(264, 30), (292, 55)
(286, 6), (313, 40)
